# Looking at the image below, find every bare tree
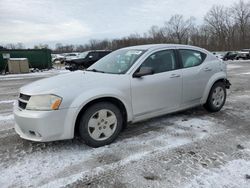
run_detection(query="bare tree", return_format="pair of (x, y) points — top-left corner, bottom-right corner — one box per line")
(16, 43), (25, 49)
(55, 43), (63, 51)
(164, 15), (194, 44)
(75, 45), (85, 52)
(3, 43), (25, 49)
(49, 0), (250, 53)
(34, 43), (49, 49)
(148, 25), (167, 43)
(204, 5), (236, 50)
(232, 0), (250, 49)
(5, 43), (17, 49)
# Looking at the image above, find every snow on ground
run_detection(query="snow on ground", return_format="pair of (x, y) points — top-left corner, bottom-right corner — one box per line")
(0, 91), (17, 96)
(0, 114), (13, 121)
(0, 113), (14, 134)
(0, 69), (69, 80)
(0, 117), (225, 188)
(185, 158), (250, 188)
(233, 93), (250, 99)
(0, 114), (14, 131)
(240, 72), (250, 75)
(227, 64), (243, 70)
(0, 100), (15, 104)
(224, 92), (250, 120)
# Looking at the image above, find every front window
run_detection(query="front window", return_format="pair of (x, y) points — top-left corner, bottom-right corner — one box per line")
(87, 49), (145, 74)
(139, 50), (177, 74)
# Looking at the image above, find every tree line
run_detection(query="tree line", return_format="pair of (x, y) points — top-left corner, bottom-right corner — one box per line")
(2, 0), (250, 53)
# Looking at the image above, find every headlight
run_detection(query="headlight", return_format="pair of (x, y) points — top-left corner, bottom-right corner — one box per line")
(26, 94), (62, 111)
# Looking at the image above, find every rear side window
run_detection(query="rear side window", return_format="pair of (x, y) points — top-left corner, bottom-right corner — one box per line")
(179, 49), (207, 68)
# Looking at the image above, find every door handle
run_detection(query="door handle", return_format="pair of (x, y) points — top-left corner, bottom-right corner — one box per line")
(204, 67), (212, 72)
(170, 74), (181, 78)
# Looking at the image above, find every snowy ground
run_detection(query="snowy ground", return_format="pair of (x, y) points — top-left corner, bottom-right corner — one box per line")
(0, 62), (250, 188)
(0, 69), (69, 81)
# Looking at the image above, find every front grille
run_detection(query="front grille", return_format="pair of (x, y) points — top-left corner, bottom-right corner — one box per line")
(18, 93), (31, 110)
(19, 93), (31, 101)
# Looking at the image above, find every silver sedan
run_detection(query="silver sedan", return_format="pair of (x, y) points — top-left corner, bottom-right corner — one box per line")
(14, 44), (230, 147)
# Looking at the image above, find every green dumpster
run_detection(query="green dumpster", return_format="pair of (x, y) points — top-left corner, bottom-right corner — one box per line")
(0, 49), (52, 72)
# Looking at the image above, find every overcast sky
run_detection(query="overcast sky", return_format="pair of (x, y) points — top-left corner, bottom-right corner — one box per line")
(0, 0), (237, 48)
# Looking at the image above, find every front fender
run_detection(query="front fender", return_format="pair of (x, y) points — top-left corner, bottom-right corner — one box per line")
(68, 88), (133, 137)
(201, 72), (227, 104)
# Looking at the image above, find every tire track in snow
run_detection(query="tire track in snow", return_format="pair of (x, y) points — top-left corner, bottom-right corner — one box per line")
(0, 116), (226, 188)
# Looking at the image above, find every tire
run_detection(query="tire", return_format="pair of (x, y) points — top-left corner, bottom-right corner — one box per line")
(79, 102), (123, 147)
(204, 82), (226, 112)
(78, 65), (85, 70)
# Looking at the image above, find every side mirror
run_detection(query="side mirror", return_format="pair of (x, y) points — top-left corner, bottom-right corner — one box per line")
(88, 55), (93, 59)
(133, 67), (154, 78)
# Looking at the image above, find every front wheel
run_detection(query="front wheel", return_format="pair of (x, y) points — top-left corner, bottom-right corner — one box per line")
(204, 82), (226, 112)
(79, 102), (123, 147)
(78, 65), (85, 70)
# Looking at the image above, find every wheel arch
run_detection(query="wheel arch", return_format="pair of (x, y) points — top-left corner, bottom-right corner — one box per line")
(74, 97), (128, 137)
(201, 72), (227, 104)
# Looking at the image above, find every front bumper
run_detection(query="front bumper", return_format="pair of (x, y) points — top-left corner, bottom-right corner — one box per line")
(14, 107), (76, 142)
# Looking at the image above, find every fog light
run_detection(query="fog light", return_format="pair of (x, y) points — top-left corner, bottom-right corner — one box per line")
(29, 131), (41, 137)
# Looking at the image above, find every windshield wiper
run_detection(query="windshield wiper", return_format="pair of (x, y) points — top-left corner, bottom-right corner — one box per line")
(85, 69), (105, 73)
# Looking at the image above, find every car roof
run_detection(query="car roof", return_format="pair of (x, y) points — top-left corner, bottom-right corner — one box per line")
(122, 44), (206, 52)
(85, 50), (112, 52)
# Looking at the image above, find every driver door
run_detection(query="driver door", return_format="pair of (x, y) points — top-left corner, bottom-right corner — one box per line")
(131, 49), (182, 118)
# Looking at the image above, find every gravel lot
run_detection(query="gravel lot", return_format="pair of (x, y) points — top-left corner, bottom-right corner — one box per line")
(0, 62), (250, 188)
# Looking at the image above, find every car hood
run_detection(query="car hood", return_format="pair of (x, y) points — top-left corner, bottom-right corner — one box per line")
(20, 71), (127, 96)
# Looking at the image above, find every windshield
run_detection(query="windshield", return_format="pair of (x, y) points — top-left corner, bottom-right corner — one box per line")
(87, 49), (145, 74)
(79, 51), (89, 58)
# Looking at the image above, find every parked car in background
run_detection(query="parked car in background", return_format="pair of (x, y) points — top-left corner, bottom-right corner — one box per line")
(212, 52), (224, 60)
(14, 44), (230, 147)
(241, 49), (250, 53)
(63, 52), (80, 61)
(52, 54), (66, 63)
(65, 50), (112, 71)
(235, 51), (250, 60)
(223, 51), (238, 61)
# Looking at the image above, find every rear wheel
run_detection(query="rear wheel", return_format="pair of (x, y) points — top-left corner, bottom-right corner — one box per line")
(79, 102), (123, 147)
(204, 82), (226, 112)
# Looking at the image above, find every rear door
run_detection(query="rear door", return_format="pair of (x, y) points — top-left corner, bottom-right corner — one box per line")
(178, 49), (214, 105)
(131, 49), (182, 117)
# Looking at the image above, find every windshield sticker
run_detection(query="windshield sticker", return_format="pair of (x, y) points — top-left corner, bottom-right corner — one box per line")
(126, 50), (142, 55)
